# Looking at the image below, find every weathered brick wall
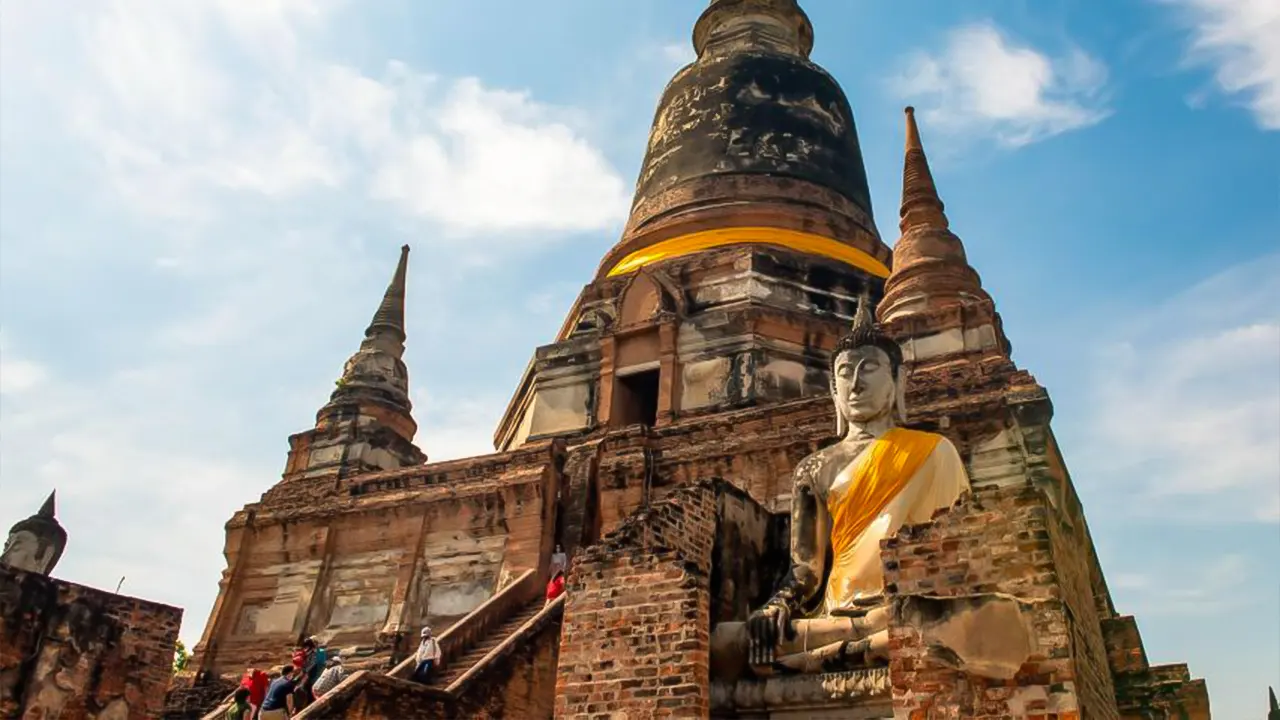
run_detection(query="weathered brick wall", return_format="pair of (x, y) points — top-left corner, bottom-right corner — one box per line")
(162, 672), (239, 719)
(559, 438), (603, 554)
(0, 565), (183, 719)
(303, 672), (457, 718)
(554, 479), (721, 719)
(194, 441), (564, 676)
(652, 398), (833, 508)
(709, 485), (785, 626)
(1101, 616), (1212, 719)
(1043, 488), (1119, 717)
(883, 484), (1117, 718)
(1101, 616), (1149, 677)
(455, 611), (562, 719)
(590, 397), (834, 542)
(1113, 667), (1211, 719)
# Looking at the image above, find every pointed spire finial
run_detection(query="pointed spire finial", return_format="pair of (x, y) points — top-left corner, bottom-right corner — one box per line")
(38, 491), (56, 519)
(900, 106), (949, 233)
(1269, 686), (1279, 719)
(833, 286), (902, 372)
(851, 286), (873, 335)
(366, 245), (410, 340)
(904, 106), (921, 149)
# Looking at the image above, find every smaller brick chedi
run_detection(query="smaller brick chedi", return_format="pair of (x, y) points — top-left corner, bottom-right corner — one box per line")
(185, 1), (1212, 718)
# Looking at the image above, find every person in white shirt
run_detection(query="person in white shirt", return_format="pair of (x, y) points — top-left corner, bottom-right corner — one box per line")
(411, 626), (442, 684)
(550, 544), (568, 575)
(310, 655), (349, 698)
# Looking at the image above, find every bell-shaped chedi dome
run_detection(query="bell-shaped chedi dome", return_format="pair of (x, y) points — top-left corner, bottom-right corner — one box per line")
(597, 0), (890, 282)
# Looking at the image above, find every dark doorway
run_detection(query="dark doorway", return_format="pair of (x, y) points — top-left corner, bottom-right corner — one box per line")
(613, 369), (660, 428)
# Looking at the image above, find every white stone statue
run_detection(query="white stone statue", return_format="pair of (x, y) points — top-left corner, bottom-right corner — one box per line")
(713, 291), (971, 676)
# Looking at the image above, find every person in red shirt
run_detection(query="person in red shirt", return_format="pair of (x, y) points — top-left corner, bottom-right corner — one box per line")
(290, 638), (316, 709)
(239, 668), (269, 719)
(545, 569), (566, 604)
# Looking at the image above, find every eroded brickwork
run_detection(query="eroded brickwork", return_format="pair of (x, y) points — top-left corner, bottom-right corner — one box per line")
(1114, 667), (1211, 720)
(555, 480), (722, 719)
(0, 566), (182, 719)
(1102, 616), (1211, 719)
(192, 440), (564, 676)
(162, 673), (239, 719)
(303, 672), (458, 718)
(883, 485), (1118, 719)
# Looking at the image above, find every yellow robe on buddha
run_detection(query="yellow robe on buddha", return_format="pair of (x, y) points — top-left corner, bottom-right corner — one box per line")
(821, 428), (970, 614)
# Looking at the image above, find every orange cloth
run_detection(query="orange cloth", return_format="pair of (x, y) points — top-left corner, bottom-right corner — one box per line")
(824, 428), (941, 608)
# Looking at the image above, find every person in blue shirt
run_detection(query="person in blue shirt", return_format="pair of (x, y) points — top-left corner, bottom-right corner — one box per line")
(258, 665), (298, 720)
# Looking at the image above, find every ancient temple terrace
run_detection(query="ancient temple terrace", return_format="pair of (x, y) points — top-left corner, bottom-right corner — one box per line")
(2, 1), (1231, 719)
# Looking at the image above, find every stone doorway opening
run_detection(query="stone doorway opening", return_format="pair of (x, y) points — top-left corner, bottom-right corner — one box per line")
(613, 369), (660, 427)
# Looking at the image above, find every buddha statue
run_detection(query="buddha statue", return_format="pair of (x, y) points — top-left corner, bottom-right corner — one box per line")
(712, 292), (970, 677)
(1, 491), (67, 576)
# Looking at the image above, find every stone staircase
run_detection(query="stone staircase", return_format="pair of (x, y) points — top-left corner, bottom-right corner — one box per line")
(422, 596), (547, 692)
(292, 569), (563, 718)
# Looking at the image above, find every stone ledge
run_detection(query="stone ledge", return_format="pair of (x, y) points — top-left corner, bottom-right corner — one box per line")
(710, 667), (892, 716)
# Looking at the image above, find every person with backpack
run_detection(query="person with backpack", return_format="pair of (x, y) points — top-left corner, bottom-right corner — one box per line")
(225, 688), (252, 720)
(411, 627), (441, 683)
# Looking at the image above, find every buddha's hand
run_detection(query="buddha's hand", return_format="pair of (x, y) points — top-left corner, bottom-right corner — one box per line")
(746, 601), (791, 666)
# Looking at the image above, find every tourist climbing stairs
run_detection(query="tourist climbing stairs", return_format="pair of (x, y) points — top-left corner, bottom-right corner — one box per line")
(423, 594), (547, 692)
(286, 568), (562, 717)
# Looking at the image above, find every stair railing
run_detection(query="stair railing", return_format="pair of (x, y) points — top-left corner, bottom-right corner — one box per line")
(445, 592), (566, 695)
(387, 568), (542, 680)
(290, 669), (369, 720)
(195, 690), (237, 720)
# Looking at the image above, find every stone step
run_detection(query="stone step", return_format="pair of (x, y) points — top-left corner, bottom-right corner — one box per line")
(423, 598), (548, 688)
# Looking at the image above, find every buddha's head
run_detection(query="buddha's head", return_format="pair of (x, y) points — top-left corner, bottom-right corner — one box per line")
(1, 491), (67, 576)
(830, 291), (905, 434)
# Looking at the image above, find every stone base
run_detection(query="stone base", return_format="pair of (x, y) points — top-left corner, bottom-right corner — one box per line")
(710, 667), (892, 719)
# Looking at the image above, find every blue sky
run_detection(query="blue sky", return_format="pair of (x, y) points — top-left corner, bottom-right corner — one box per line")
(0, 1), (1275, 715)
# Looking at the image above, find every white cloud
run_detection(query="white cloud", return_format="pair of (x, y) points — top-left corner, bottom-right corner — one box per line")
(412, 389), (511, 462)
(0, 0), (627, 649)
(1163, 0), (1280, 129)
(1082, 253), (1280, 523)
(7, 0), (627, 235)
(0, 340), (49, 396)
(370, 78), (629, 235)
(894, 22), (1111, 147)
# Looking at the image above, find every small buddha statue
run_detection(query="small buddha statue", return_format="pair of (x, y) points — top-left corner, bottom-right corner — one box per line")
(712, 292), (971, 677)
(1, 491), (68, 576)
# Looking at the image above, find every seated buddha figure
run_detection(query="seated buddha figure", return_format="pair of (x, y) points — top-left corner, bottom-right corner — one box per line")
(1, 491), (67, 577)
(715, 293), (970, 676)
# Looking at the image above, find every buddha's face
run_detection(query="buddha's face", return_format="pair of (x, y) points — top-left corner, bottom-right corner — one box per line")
(832, 346), (896, 424)
(1, 530), (51, 574)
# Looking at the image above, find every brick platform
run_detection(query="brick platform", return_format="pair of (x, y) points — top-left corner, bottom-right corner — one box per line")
(0, 565), (183, 719)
